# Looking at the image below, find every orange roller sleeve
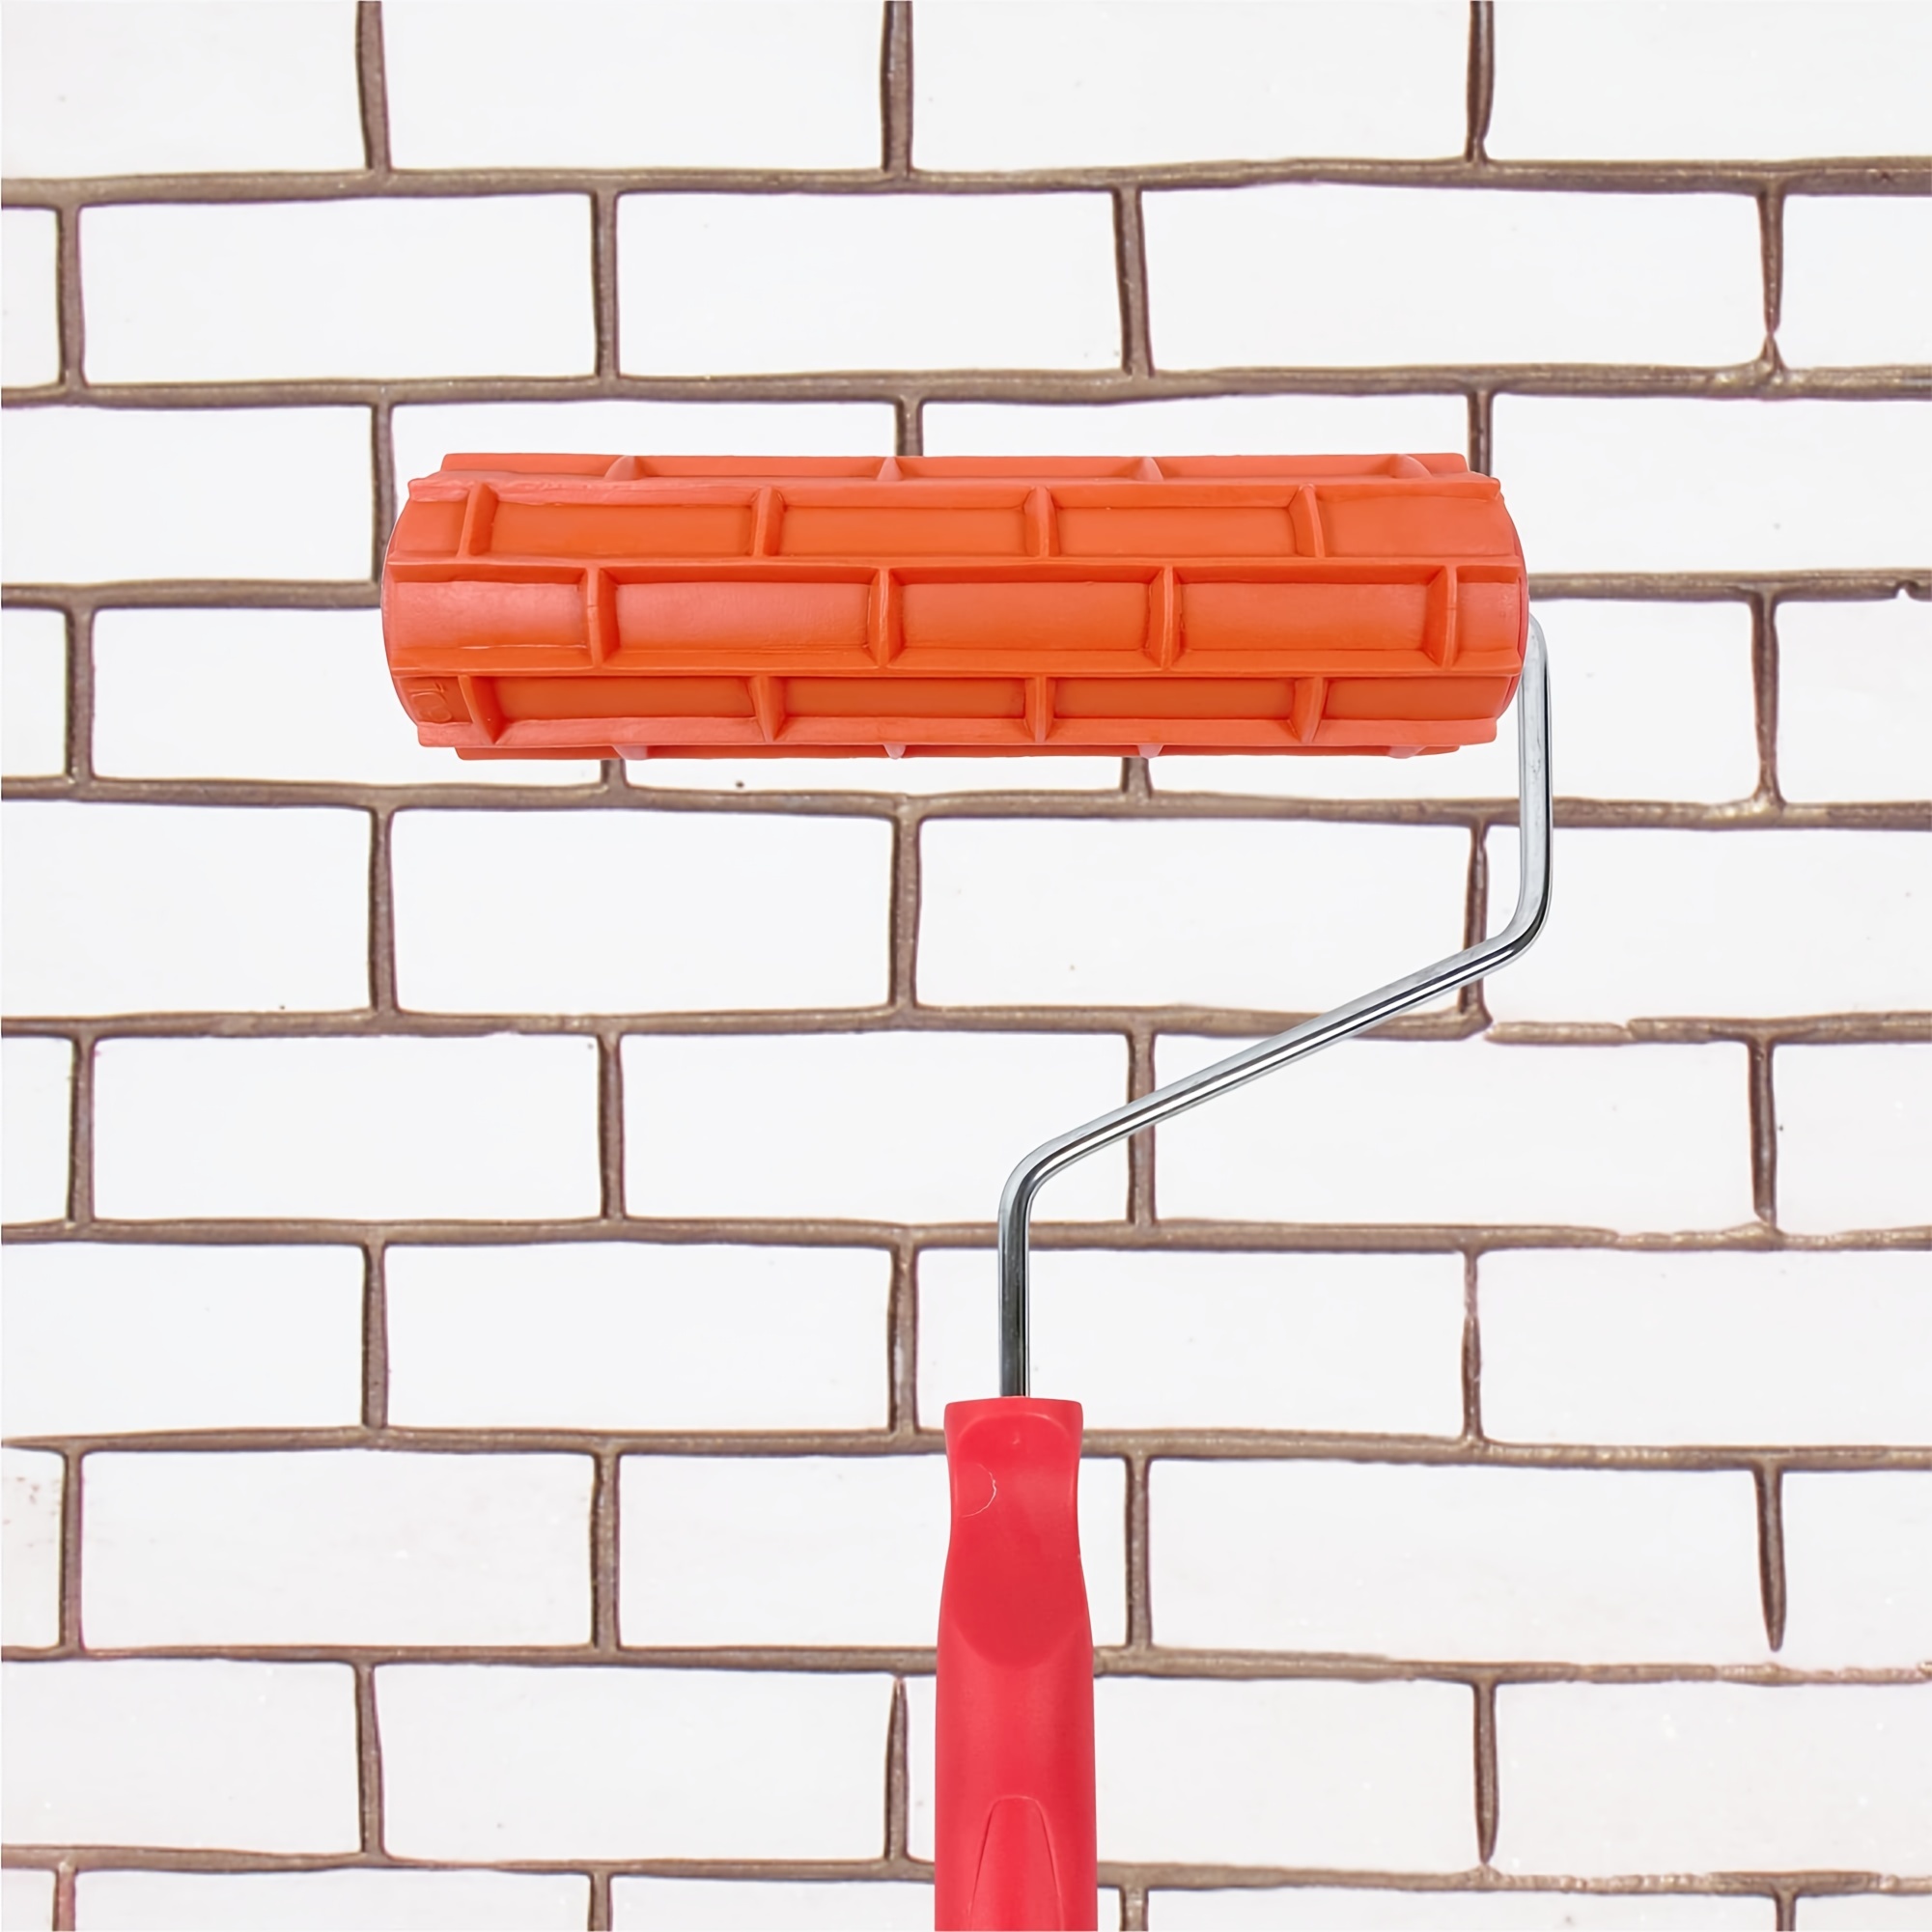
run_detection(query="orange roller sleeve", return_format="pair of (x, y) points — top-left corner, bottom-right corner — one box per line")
(380, 452), (1527, 762)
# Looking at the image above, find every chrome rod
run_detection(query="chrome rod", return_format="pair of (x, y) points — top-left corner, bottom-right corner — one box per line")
(995, 616), (1554, 1397)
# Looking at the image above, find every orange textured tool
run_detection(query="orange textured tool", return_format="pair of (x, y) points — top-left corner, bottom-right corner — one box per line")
(381, 453), (1526, 761)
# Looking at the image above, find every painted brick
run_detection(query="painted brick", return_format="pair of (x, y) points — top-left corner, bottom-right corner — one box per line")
(1, 606), (67, 778)
(382, 1), (880, 169)
(377, 1665), (893, 1859)
(2, 208), (59, 387)
(3, 407), (371, 584)
(906, 1674), (1475, 1867)
(390, 398), (895, 500)
(93, 1035), (601, 1220)
(1781, 1472), (1932, 1667)
(394, 809), (890, 1015)
(385, 1243), (890, 1431)
(0, 1871), (52, 1932)
(0, 2), (362, 177)
(1493, 398), (1928, 574)
(1150, 1888), (1776, 1929)
(1485, 827), (1932, 1022)
(71, 1870), (592, 1932)
(1798, 1898), (1932, 1930)
(1, 1244), (362, 1436)
(82, 1449), (593, 1646)
(1155, 600), (1758, 805)
(619, 1452), (1126, 1647)
(924, 393), (1473, 460)
(1153, 1037), (1755, 1231)
(1151, 1461), (1765, 1662)
(2, 1450), (62, 1649)
(1494, 1683), (1932, 1874)
(918, 820), (1469, 1013)
(90, 607), (599, 788)
(83, 198), (593, 384)
(1488, 1), (1932, 159)
(917, 1247), (1467, 1436)
(1, 1036), (71, 1225)
(1145, 187), (1761, 370)
(1776, 1044), (1932, 1234)
(0, 1659), (358, 1851)
(1778, 596), (1932, 805)
(623, 1031), (1128, 1222)
(911, 1), (1467, 167)
(612, 1879), (936, 1931)
(4, 802), (370, 1017)
(617, 194), (1120, 375)
(628, 756), (1123, 797)
(1781, 198), (1932, 369)
(1480, 1249), (1932, 1448)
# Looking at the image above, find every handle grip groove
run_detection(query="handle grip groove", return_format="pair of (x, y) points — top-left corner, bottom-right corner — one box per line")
(936, 1398), (1097, 1932)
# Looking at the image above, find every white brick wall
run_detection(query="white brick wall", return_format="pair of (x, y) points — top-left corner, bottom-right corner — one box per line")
(1, 208), (58, 388)
(93, 1035), (602, 1220)
(1479, 1249), (1932, 1447)
(911, 3), (1469, 167)
(83, 198), (595, 383)
(1778, 596), (1932, 804)
(385, 1242), (891, 1430)
(1145, 187), (1763, 369)
(917, 1247), (1467, 1435)
(394, 809), (891, 1014)
(1154, 1038), (1756, 1230)
(623, 1030), (1128, 1221)
(2, 1244), (364, 1435)
(1, 2), (364, 177)
(82, 1449), (593, 1646)
(4, 408), (372, 584)
(1494, 1684), (1932, 1874)
(1775, 1044), (1932, 1234)
(5, 0), (1924, 1907)
(921, 818), (1469, 1012)
(619, 194), (1120, 375)
(73, 1869), (593, 1932)
(377, 1666), (894, 1858)
(1486, 2), (1932, 160)
(1, 1659), (359, 1852)
(1495, 399), (1928, 573)
(2, 1448), (63, 1649)
(1485, 826), (1932, 1022)
(0, 606), (67, 778)
(381, 2), (883, 171)
(4, 802), (370, 1016)
(1151, 1461), (1766, 1662)
(1, 1035), (71, 1224)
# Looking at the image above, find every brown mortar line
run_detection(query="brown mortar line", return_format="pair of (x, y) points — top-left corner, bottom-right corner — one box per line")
(1465, 4), (1496, 164)
(354, 3), (391, 178)
(1472, 1679), (1499, 1863)
(62, 605), (94, 785)
(1119, 1882), (1145, 1929)
(591, 1450), (621, 1653)
(883, 1676), (910, 1862)
(1756, 1464), (1789, 1653)
(895, 394), (923, 458)
(1748, 589), (1781, 807)
(887, 1237), (919, 1437)
(880, 3), (913, 179)
(587, 1868), (613, 1932)
(1126, 1028), (1158, 1227)
(596, 1032), (627, 1220)
(1759, 185), (1786, 354)
(352, 1660), (385, 1855)
(1124, 1452), (1153, 1650)
(1112, 187), (1153, 377)
(888, 808), (921, 1010)
(1460, 1253), (1484, 1442)
(52, 202), (82, 394)
(56, 1448), (84, 1654)
(359, 1241), (389, 1431)
(1748, 1040), (1780, 1228)
(51, 1864), (75, 1932)
(369, 402), (398, 582)
(63, 1035), (94, 1229)
(1774, 1888), (1799, 1932)
(365, 804), (396, 1014)
(591, 190), (620, 380)
(1466, 388), (1493, 475)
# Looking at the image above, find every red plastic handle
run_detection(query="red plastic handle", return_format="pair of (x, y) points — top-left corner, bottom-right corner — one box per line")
(936, 1397), (1097, 1932)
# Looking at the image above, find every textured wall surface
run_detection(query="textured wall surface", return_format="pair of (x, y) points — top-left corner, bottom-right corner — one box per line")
(3, 4), (1928, 1929)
